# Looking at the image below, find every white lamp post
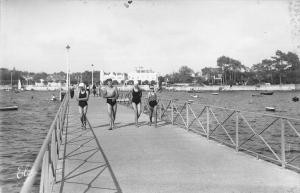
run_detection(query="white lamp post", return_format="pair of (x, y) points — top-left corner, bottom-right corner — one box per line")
(91, 64), (94, 85)
(11, 71), (12, 89)
(66, 45), (70, 90)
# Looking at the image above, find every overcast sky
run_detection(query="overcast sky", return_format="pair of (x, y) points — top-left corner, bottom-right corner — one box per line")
(0, 0), (298, 74)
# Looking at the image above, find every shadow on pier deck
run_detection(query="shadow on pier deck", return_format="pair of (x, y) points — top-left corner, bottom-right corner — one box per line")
(52, 97), (299, 193)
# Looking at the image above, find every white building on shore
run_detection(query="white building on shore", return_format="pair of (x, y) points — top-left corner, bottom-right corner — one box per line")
(99, 67), (160, 84)
(100, 70), (126, 83)
(127, 67), (159, 83)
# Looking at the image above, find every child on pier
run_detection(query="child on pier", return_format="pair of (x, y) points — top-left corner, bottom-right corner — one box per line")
(147, 85), (158, 126)
(76, 83), (89, 129)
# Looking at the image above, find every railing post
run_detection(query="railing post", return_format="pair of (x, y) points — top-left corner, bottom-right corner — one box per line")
(206, 106), (210, 140)
(159, 105), (162, 120)
(171, 101), (174, 125)
(235, 111), (239, 152)
(281, 118), (286, 168)
(186, 102), (189, 130)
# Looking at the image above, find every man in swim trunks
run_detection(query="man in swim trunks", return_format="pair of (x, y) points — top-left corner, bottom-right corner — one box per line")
(76, 83), (89, 129)
(102, 78), (119, 130)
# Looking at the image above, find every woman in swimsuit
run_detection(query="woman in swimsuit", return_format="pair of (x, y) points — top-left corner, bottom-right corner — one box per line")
(102, 78), (119, 130)
(76, 83), (89, 129)
(130, 81), (142, 127)
(147, 85), (158, 126)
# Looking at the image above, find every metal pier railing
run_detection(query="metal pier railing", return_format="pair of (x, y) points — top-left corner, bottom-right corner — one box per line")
(20, 93), (69, 193)
(117, 92), (300, 172)
(156, 98), (300, 172)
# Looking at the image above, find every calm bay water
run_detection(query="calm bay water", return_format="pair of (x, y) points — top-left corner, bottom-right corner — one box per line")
(0, 89), (299, 192)
(157, 90), (300, 118)
(0, 90), (60, 193)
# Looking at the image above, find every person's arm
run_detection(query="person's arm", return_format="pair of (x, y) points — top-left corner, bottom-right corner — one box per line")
(128, 90), (132, 102)
(147, 92), (151, 103)
(155, 93), (159, 103)
(75, 91), (79, 101)
(113, 87), (119, 99)
(85, 91), (89, 101)
(101, 88), (108, 98)
(77, 91), (89, 101)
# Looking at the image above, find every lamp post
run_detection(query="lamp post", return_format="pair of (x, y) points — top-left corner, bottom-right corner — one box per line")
(91, 64), (94, 85)
(11, 71), (12, 89)
(66, 45), (70, 90)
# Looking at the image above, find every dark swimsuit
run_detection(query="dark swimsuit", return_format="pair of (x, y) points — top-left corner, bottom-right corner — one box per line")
(132, 89), (142, 105)
(148, 93), (157, 108)
(106, 88), (117, 106)
(78, 91), (88, 108)
(107, 98), (116, 106)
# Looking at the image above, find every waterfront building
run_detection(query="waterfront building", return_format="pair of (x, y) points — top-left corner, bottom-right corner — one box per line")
(127, 66), (159, 84)
(100, 70), (127, 84)
(34, 79), (46, 86)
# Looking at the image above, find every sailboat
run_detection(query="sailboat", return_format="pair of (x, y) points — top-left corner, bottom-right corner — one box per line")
(18, 79), (22, 90)
(14, 79), (23, 93)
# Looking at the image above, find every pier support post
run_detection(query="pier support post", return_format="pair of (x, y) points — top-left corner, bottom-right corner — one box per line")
(281, 118), (286, 168)
(206, 106), (210, 140)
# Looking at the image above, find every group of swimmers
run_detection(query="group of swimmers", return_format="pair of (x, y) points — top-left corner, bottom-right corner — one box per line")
(75, 78), (158, 130)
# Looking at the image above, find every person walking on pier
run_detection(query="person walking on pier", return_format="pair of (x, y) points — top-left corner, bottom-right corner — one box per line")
(86, 83), (90, 95)
(102, 78), (119, 130)
(129, 80), (142, 127)
(92, 84), (96, 97)
(147, 85), (158, 126)
(76, 83), (89, 129)
(70, 85), (75, 99)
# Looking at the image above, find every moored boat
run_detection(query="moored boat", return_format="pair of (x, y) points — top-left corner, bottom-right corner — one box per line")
(260, 91), (274, 95)
(187, 90), (202, 93)
(252, 94), (263, 97)
(51, 95), (57, 101)
(0, 106), (19, 111)
(265, 107), (275, 112)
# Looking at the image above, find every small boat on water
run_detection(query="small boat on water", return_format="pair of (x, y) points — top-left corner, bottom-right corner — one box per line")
(0, 106), (18, 111)
(188, 90), (202, 93)
(292, 97), (299, 102)
(265, 107), (275, 112)
(190, 95), (198, 98)
(252, 94), (263, 97)
(211, 93), (219, 95)
(51, 95), (57, 101)
(260, 91), (274, 95)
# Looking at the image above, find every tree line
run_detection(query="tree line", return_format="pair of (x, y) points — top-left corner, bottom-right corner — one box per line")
(1, 50), (299, 86)
(163, 50), (300, 85)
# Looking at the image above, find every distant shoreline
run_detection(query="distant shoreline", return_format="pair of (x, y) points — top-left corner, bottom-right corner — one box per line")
(163, 84), (300, 92)
(0, 84), (299, 91)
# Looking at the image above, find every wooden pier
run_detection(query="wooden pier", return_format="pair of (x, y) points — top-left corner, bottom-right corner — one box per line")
(50, 97), (300, 193)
